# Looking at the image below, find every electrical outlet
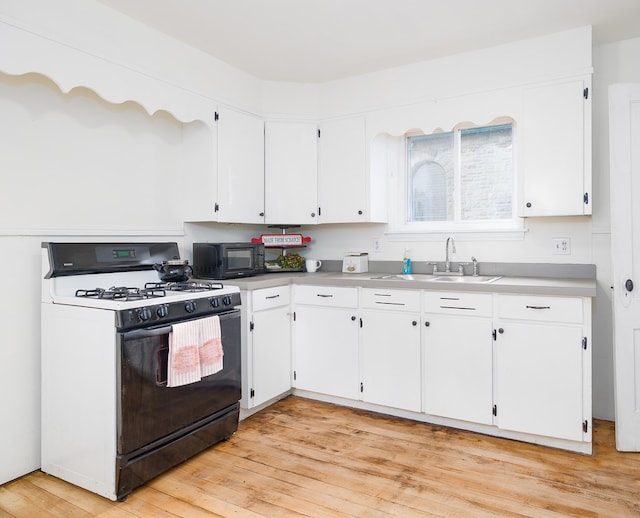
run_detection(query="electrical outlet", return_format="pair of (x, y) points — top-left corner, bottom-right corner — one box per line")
(552, 238), (571, 255)
(372, 237), (382, 253)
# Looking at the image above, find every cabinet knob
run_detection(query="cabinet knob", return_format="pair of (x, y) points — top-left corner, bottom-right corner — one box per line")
(259, 212), (265, 217)
(412, 320), (417, 326)
(358, 210), (363, 215)
(311, 212), (316, 218)
(625, 279), (634, 292)
(498, 328), (504, 334)
(424, 321), (430, 327)
(526, 202), (532, 208)
(351, 315), (356, 321)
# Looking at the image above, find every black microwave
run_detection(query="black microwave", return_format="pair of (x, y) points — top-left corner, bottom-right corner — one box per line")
(192, 242), (265, 279)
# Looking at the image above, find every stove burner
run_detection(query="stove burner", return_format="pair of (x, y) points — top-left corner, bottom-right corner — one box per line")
(75, 286), (167, 301)
(144, 281), (225, 292)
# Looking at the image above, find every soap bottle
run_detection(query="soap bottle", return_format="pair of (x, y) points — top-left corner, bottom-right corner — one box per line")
(402, 249), (412, 275)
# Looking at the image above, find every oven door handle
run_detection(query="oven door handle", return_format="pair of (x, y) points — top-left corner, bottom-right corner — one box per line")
(121, 325), (174, 339)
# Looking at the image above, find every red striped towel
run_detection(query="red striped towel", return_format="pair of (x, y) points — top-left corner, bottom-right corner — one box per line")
(167, 316), (225, 387)
(199, 315), (224, 377)
(167, 320), (202, 387)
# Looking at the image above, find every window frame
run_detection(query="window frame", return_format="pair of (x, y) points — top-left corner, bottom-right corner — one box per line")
(388, 119), (524, 240)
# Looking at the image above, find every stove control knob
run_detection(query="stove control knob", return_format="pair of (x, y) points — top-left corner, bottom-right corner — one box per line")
(156, 304), (168, 318)
(223, 295), (232, 306)
(210, 297), (220, 308)
(184, 300), (196, 313)
(137, 307), (152, 322)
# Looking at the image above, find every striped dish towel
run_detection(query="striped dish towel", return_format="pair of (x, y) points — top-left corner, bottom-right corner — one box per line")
(199, 315), (224, 377)
(167, 319), (202, 387)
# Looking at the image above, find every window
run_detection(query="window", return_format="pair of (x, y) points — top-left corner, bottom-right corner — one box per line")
(403, 121), (518, 233)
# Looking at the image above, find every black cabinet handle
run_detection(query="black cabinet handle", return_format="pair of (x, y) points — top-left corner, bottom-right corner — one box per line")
(526, 202), (532, 208)
(259, 212), (265, 217)
(498, 328), (504, 334)
(626, 279), (634, 292)
(412, 320), (417, 326)
(424, 321), (430, 327)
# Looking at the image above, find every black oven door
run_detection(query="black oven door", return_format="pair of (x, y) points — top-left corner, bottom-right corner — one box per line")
(117, 309), (241, 455)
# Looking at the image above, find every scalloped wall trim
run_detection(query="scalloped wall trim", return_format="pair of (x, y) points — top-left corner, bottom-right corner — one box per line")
(0, 20), (216, 126)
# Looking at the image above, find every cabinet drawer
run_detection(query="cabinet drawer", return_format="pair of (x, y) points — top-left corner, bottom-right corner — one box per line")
(295, 285), (358, 308)
(423, 291), (493, 317)
(360, 288), (420, 312)
(252, 285), (290, 311)
(495, 294), (583, 324)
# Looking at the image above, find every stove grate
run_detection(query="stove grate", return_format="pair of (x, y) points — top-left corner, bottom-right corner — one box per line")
(144, 281), (225, 292)
(75, 286), (167, 301)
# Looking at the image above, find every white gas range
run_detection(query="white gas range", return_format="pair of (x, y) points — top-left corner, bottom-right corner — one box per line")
(40, 242), (242, 501)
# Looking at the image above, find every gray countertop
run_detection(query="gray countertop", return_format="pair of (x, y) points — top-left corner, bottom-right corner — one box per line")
(216, 270), (596, 297)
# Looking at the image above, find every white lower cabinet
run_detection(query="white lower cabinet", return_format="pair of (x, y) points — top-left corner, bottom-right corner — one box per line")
(241, 286), (292, 410)
(422, 311), (494, 425)
(359, 289), (421, 412)
(422, 292), (494, 425)
(288, 283), (591, 452)
(293, 286), (360, 399)
(494, 294), (591, 442)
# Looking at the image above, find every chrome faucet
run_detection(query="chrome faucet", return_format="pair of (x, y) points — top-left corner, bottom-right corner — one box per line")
(471, 256), (479, 276)
(445, 236), (456, 273)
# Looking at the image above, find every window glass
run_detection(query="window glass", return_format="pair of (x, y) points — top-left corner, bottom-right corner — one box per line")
(406, 122), (514, 227)
(460, 124), (513, 221)
(408, 132), (453, 222)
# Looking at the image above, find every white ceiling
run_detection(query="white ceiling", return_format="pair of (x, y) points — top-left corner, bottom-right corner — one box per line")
(98, 0), (640, 83)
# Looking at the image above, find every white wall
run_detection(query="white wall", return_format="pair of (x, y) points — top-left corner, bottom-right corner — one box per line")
(0, 69), (198, 484)
(0, 0), (267, 485)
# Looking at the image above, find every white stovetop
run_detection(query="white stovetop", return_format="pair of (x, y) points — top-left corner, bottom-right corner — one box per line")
(42, 270), (239, 310)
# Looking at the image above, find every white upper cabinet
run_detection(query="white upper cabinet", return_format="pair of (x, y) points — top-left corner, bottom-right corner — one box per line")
(182, 114), (220, 222)
(318, 116), (369, 223)
(217, 107), (265, 224)
(519, 76), (592, 217)
(264, 121), (318, 225)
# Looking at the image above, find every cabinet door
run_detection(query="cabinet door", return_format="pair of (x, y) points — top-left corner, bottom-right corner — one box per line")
(183, 117), (219, 221)
(294, 306), (359, 399)
(423, 315), (493, 424)
(360, 310), (421, 411)
(519, 77), (591, 216)
(318, 116), (367, 223)
(251, 305), (292, 407)
(495, 322), (584, 441)
(217, 107), (265, 223)
(265, 121), (318, 225)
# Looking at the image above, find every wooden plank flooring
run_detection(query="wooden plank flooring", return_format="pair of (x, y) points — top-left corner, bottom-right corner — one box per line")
(1, 396), (639, 517)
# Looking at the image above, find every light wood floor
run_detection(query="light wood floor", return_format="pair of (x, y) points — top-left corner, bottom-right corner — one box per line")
(1, 396), (639, 517)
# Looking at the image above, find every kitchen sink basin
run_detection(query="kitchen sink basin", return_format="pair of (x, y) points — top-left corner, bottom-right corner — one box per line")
(372, 274), (433, 281)
(372, 274), (502, 283)
(429, 275), (502, 283)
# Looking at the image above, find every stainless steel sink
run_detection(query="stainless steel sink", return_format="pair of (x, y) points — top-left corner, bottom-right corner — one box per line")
(429, 275), (502, 283)
(371, 274), (433, 281)
(372, 274), (502, 283)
